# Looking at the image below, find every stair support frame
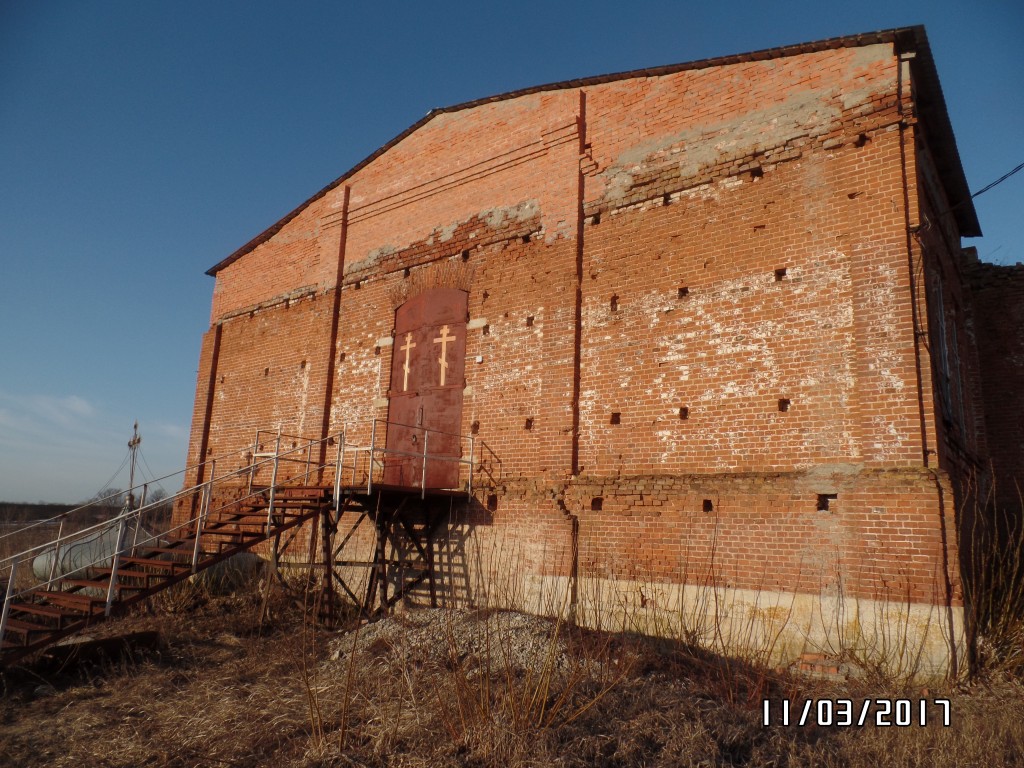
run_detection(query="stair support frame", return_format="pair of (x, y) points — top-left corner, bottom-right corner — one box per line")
(0, 558), (18, 649)
(104, 513), (131, 617)
(191, 463), (215, 573)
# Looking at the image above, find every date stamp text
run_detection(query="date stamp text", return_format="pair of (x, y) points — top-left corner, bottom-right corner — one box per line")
(763, 698), (951, 727)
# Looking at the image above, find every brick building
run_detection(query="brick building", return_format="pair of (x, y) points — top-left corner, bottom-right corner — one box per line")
(184, 26), (1020, 678)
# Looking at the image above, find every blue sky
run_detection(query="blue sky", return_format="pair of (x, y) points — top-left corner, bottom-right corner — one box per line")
(1, 1), (1021, 503)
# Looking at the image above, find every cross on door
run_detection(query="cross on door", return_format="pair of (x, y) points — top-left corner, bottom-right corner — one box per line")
(400, 332), (416, 392)
(434, 324), (455, 386)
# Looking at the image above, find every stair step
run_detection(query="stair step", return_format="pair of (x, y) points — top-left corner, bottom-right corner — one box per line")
(257, 485), (330, 496)
(144, 546), (196, 557)
(61, 578), (147, 594)
(199, 528), (264, 538)
(33, 591), (105, 613)
(216, 508), (310, 519)
(120, 556), (191, 572)
(93, 567), (173, 586)
(2, 617), (53, 638)
(8, 601), (68, 623)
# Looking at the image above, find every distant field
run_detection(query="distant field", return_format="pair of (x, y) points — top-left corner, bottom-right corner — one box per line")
(0, 502), (77, 521)
(0, 502), (121, 526)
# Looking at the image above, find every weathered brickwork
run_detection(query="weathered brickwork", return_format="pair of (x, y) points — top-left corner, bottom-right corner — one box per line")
(965, 256), (1024, 511)
(185, 29), (1002, 676)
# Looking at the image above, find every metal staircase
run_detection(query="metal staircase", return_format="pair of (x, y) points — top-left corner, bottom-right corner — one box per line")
(0, 422), (500, 668)
(0, 484), (332, 667)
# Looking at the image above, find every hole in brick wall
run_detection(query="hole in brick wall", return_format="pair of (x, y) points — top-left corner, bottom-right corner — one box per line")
(679, 406), (689, 420)
(526, 316), (534, 327)
(471, 420), (480, 435)
(749, 165), (764, 180)
(461, 249), (470, 262)
(524, 417), (534, 430)
(207, 448), (213, 456)
(482, 324), (490, 336)
(263, 367), (269, 377)
(339, 352), (346, 362)
(854, 133), (870, 147)
(663, 193), (672, 206)
(847, 191), (862, 199)
(817, 494), (838, 512)
(522, 234), (531, 244)
(300, 360), (306, 369)
(610, 412), (621, 425)
(592, 212), (601, 225)
(778, 398), (791, 412)
(678, 286), (689, 299)
(487, 494), (498, 511)
(774, 267), (788, 281)
(219, 375), (225, 384)
(610, 295), (619, 312)
(482, 290), (489, 301)
(403, 267), (411, 278)
(374, 346), (381, 356)
(702, 499), (714, 513)
(591, 497), (604, 511)
(354, 281), (362, 290)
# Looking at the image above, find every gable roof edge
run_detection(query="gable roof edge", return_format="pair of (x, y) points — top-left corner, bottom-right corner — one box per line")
(207, 25), (978, 276)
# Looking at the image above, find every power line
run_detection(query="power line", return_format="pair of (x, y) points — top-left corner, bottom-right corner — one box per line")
(93, 450), (130, 498)
(972, 161), (1024, 199)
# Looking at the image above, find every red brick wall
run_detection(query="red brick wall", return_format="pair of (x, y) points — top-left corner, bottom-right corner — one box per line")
(568, 469), (958, 604)
(184, 41), (970, 610)
(967, 258), (1024, 511)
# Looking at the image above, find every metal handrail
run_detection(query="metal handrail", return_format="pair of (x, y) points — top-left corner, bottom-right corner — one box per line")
(0, 434), (346, 648)
(363, 417), (478, 496)
(0, 422), (501, 649)
(0, 443), (254, 542)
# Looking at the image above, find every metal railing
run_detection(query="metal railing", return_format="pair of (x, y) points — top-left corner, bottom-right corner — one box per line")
(0, 433), (339, 649)
(337, 418), (495, 500)
(0, 420), (501, 650)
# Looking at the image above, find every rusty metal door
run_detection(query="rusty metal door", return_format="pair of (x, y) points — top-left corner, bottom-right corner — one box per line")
(384, 288), (468, 489)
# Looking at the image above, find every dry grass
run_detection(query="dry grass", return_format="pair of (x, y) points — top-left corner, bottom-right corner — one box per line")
(2, 583), (1024, 768)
